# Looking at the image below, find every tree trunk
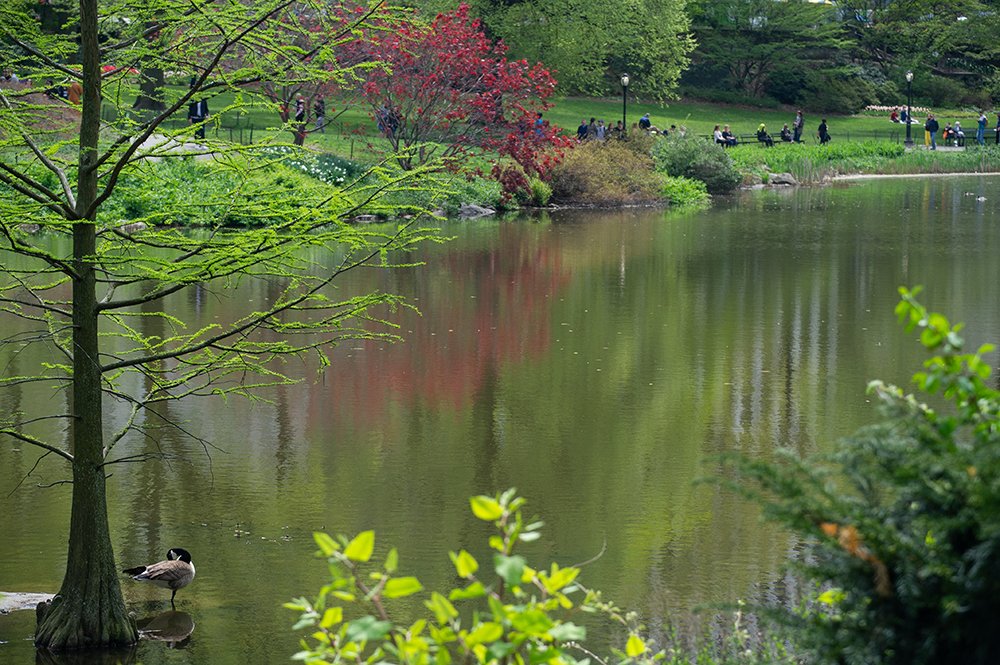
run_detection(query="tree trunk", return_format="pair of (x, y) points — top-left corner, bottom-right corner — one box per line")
(35, 0), (139, 649)
(133, 67), (166, 111)
(133, 22), (165, 111)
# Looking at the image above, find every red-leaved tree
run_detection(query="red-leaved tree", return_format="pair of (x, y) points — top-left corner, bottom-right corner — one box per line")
(339, 4), (570, 182)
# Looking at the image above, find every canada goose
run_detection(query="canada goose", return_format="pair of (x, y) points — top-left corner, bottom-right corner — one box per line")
(123, 548), (196, 607)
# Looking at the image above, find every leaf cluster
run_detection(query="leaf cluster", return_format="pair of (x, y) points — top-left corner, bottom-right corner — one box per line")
(288, 489), (661, 665)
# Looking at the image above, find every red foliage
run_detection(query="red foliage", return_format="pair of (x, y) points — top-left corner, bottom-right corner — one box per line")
(338, 4), (571, 178)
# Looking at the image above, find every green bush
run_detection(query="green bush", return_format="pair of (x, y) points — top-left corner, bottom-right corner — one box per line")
(651, 135), (741, 195)
(660, 176), (709, 208)
(726, 288), (1000, 665)
(550, 141), (664, 205)
(529, 177), (552, 206)
(99, 157), (323, 227)
(287, 489), (660, 665)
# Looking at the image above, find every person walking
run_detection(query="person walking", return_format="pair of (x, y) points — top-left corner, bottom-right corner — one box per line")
(793, 110), (804, 143)
(976, 110), (987, 146)
(187, 78), (209, 140)
(817, 118), (831, 144)
(925, 114), (939, 150)
(314, 97), (326, 134)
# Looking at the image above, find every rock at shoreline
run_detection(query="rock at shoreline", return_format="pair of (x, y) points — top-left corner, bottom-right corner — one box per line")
(458, 204), (495, 219)
(770, 172), (799, 187)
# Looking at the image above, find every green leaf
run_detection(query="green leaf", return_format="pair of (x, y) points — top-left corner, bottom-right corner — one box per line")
(425, 592), (459, 624)
(449, 549), (479, 578)
(320, 606), (344, 628)
(314, 532), (339, 557)
(818, 588), (846, 606)
(470, 496), (504, 521)
(346, 615), (392, 643)
(494, 554), (526, 587)
(548, 622), (586, 642)
(510, 609), (553, 635)
(345, 530), (375, 562)
(487, 641), (516, 660)
(449, 581), (487, 600)
(466, 622), (504, 646)
(626, 634), (646, 657)
(384, 576), (424, 599)
(385, 548), (399, 573)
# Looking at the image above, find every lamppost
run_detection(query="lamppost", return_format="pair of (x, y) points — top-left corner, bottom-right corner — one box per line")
(621, 73), (629, 138)
(904, 70), (914, 148)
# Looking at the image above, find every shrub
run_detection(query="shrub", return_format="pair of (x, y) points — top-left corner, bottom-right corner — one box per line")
(660, 176), (709, 208)
(651, 135), (741, 195)
(529, 177), (552, 206)
(549, 141), (664, 205)
(725, 288), (1000, 665)
(99, 157), (322, 227)
(287, 490), (660, 665)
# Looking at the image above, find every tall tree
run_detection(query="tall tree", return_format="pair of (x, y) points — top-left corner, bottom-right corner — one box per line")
(687, 0), (850, 100)
(451, 0), (694, 100)
(338, 4), (569, 178)
(838, 0), (1000, 104)
(0, 0), (432, 651)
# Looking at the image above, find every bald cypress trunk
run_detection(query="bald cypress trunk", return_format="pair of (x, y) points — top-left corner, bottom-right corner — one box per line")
(34, 0), (138, 649)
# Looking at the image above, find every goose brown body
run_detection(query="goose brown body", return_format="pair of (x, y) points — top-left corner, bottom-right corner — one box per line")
(123, 547), (195, 606)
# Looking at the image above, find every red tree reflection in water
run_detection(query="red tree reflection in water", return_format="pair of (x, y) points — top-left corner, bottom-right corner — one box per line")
(306, 226), (571, 430)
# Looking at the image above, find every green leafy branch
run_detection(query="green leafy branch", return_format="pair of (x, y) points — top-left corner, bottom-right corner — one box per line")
(287, 490), (661, 665)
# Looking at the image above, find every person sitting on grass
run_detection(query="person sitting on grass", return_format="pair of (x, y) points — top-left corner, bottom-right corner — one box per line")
(756, 123), (774, 147)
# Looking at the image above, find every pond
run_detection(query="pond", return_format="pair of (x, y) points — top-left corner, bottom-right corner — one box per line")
(2, 175), (1000, 663)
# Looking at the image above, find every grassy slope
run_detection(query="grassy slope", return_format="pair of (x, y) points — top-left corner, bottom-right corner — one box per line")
(128, 85), (989, 160)
(546, 97), (988, 142)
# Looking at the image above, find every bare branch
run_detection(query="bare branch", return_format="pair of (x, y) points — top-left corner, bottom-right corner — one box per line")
(0, 430), (73, 463)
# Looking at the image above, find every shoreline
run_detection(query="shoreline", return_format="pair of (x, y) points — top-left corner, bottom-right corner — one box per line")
(834, 171), (1000, 181)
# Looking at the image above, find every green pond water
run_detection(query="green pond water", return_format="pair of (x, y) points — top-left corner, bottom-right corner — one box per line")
(2, 175), (1000, 663)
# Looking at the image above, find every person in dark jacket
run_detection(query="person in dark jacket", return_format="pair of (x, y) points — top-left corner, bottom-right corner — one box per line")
(756, 123), (774, 147)
(187, 78), (209, 140)
(818, 119), (831, 144)
(925, 114), (939, 150)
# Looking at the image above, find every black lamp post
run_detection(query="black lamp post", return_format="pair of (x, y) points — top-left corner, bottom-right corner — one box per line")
(621, 73), (629, 138)
(905, 70), (914, 148)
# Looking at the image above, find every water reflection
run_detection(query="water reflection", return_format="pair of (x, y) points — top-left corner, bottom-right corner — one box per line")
(35, 646), (136, 665)
(2, 176), (1000, 665)
(138, 610), (195, 647)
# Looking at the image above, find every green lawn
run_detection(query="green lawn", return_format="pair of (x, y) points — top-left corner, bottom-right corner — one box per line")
(547, 96), (983, 143)
(109, 84), (989, 163)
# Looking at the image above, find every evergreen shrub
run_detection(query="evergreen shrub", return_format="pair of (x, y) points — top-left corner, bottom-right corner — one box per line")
(651, 136), (741, 195)
(726, 288), (1000, 665)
